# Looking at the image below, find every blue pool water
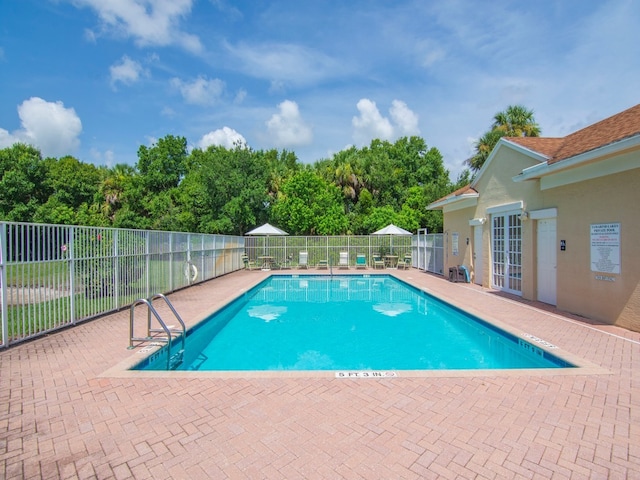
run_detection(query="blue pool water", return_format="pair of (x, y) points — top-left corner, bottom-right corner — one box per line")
(135, 275), (574, 371)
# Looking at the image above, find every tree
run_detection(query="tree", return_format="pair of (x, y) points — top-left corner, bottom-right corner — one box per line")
(177, 145), (271, 234)
(468, 105), (540, 172)
(0, 144), (49, 221)
(492, 105), (541, 138)
(272, 170), (348, 235)
(137, 135), (187, 193)
(98, 163), (137, 222)
(34, 155), (105, 225)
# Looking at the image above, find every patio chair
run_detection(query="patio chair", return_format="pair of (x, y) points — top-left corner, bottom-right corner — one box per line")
(397, 255), (412, 270)
(372, 255), (385, 269)
(355, 254), (367, 269)
(317, 259), (329, 269)
(242, 254), (259, 271)
(298, 251), (309, 269)
(338, 251), (349, 269)
(279, 254), (293, 270)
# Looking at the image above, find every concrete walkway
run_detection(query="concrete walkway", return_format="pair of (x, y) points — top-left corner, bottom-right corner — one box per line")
(1, 268), (638, 479)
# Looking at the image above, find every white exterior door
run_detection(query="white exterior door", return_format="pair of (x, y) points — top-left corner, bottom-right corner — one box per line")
(473, 225), (483, 285)
(492, 212), (522, 295)
(537, 218), (557, 305)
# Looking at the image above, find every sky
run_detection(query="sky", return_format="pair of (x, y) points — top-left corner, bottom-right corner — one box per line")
(1, 0), (639, 180)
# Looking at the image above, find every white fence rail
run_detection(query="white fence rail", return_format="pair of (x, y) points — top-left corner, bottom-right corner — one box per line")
(0, 222), (244, 348)
(1, 222), (444, 348)
(244, 235), (415, 268)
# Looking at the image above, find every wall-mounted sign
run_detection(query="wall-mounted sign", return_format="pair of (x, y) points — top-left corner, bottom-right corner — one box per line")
(452, 233), (459, 256)
(590, 223), (620, 274)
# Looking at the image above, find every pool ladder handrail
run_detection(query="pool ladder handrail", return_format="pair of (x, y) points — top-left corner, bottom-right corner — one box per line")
(129, 293), (186, 370)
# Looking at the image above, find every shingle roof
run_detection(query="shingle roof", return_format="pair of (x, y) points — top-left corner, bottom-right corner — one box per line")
(445, 184), (478, 199)
(428, 184), (478, 208)
(506, 103), (640, 164)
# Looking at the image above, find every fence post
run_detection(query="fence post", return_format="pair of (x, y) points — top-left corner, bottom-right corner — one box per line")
(169, 233), (174, 292)
(1, 222), (7, 347)
(145, 230), (150, 299)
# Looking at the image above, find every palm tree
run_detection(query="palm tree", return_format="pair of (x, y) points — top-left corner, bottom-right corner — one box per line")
(467, 105), (541, 172)
(492, 104), (541, 137)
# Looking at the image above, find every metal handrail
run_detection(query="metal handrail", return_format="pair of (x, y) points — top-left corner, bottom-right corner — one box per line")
(129, 295), (186, 370)
(149, 293), (186, 338)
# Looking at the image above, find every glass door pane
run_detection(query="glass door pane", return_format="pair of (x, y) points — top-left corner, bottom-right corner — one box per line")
(491, 212), (522, 294)
(507, 214), (522, 292)
(492, 216), (505, 288)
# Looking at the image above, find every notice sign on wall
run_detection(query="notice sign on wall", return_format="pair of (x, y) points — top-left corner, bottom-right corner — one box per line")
(590, 223), (620, 274)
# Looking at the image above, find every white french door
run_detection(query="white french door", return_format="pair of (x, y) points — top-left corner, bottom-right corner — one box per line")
(492, 212), (522, 295)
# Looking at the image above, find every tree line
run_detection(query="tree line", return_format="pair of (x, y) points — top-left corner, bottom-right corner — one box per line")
(0, 105), (539, 235)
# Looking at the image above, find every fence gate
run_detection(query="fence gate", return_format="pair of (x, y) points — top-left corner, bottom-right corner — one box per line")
(416, 229), (444, 275)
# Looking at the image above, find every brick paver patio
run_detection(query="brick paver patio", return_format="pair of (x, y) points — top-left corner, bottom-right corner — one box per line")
(1, 268), (638, 479)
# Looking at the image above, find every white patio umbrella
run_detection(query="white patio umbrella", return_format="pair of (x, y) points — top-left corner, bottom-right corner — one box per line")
(245, 223), (288, 257)
(245, 223), (289, 236)
(371, 224), (412, 235)
(372, 224), (412, 255)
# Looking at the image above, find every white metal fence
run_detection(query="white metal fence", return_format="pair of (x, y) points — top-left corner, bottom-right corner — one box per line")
(415, 229), (445, 275)
(1, 222), (445, 348)
(0, 222), (244, 347)
(243, 235), (415, 268)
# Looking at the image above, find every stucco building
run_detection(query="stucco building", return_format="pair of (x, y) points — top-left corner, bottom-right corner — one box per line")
(428, 103), (640, 332)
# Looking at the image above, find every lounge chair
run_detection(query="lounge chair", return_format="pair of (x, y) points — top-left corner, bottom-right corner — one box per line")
(298, 251), (309, 269)
(242, 254), (259, 271)
(372, 255), (385, 269)
(338, 251), (349, 269)
(355, 254), (367, 269)
(317, 259), (329, 269)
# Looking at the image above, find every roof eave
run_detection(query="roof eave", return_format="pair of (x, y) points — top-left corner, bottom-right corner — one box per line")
(427, 193), (479, 211)
(513, 134), (640, 182)
(471, 138), (549, 188)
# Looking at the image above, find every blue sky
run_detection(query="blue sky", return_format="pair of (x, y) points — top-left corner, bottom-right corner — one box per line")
(1, 0), (638, 179)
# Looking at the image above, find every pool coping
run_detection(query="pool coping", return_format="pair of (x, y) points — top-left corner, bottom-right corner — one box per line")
(100, 271), (611, 379)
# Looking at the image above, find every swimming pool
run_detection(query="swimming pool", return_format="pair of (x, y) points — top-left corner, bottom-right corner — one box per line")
(134, 275), (574, 372)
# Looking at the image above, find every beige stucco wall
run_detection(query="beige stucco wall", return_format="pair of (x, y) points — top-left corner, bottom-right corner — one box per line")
(543, 165), (640, 331)
(440, 145), (640, 331)
(442, 147), (541, 289)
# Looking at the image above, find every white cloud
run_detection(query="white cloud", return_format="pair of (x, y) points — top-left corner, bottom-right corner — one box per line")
(266, 100), (313, 147)
(352, 98), (421, 146)
(198, 127), (247, 149)
(0, 128), (20, 148)
(390, 100), (420, 136)
(226, 41), (345, 87)
(72, 0), (202, 53)
(89, 147), (116, 167)
(234, 88), (247, 104)
(414, 39), (445, 68)
(170, 76), (225, 105)
(109, 55), (146, 87)
(0, 97), (82, 157)
(352, 99), (394, 144)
